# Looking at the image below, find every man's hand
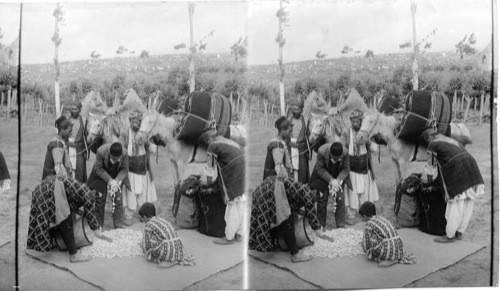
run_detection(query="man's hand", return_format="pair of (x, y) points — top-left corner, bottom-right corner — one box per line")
(93, 228), (113, 243)
(314, 228), (335, 243)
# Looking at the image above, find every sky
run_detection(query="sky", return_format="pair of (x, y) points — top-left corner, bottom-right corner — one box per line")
(0, 0), (494, 65)
(247, 0), (493, 65)
(2, 1), (247, 65)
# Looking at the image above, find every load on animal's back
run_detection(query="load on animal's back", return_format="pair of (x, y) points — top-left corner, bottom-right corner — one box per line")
(396, 90), (471, 146)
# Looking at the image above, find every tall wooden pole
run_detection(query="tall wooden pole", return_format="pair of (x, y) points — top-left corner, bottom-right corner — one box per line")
(277, 0), (285, 116)
(411, 0), (419, 91)
(188, 2), (195, 94)
(53, 3), (62, 117)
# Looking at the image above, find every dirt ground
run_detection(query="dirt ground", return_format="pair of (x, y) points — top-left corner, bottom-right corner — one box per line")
(0, 119), (497, 290)
(247, 122), (498, 288)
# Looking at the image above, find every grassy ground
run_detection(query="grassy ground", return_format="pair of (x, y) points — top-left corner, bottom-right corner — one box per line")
(247, 122), (498, 288)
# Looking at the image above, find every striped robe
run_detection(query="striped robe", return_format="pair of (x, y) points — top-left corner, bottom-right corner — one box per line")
(142, 217), (195, 265)
(362, 216), (406, 262)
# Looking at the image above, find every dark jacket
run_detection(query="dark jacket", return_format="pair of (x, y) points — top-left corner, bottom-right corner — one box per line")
(88, 143), (130, 192)
(428, 135), (483, 198)
(309, 143), (352, 193)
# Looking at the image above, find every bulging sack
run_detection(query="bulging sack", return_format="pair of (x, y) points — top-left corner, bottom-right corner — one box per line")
(176, 91), (232, 144)
(195, 182), (226, 238)
(393, 174), (422, 228)
(417, 180), (447, 236)
(173, 176), (200, 229)
(397, 90), (451, 141)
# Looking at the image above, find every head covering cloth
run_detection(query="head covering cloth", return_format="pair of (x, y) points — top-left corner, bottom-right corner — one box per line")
(69, 100), (82, 109)
(275, 116), (292, 131)
(55, 116), (72, 130)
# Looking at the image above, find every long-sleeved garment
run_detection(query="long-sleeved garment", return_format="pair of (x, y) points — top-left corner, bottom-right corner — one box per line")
(263, 136), (293, 180)
(27, 176), (100, 252)
(42, 135), (72, 180)
(362, 216), (416, 264)
(249, 176), (321, 252)
(309, 143), (352, 227)
(142, 216), (195, 265)
(68, 115), (88, 183)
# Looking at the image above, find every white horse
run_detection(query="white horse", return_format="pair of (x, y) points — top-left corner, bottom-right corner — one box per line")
(86, 113), (127, 146)
(308, 112), (348, 145)
(302, 90), (349, 145)
(84, 88), (147, 148)
(135, 110), (208, 187)
(135, 109), (247, 187)
(340, 88), (471, 183)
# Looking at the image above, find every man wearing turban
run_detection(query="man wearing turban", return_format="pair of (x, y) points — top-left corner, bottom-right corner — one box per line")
(42, 116), (74, 180)
(343, 109), (379, 225)
(67, 100), (88, 183)
(287, 99), (311, 183)
(120, 110), (157, 226)
(263, 116), (294, 180)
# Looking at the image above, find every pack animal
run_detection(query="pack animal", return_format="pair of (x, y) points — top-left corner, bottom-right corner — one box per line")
(340, 88), (471, 183)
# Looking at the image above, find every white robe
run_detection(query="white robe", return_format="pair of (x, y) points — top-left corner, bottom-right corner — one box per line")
(123, 130), (158, 216)
(344, 129), (379, 215)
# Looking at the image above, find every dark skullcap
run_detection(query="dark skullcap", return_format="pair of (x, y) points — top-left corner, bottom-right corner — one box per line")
(289, 99), (304, 109)
(349, 109), (364, 120)
(139, 202), (156, 218)
(129, 109), (143, 121)
(55, 116), (72, 130)
(109, 142), (123, 157)
(329, 142), (343, 158)
(359, 201), (376, 217)
(70, 100), (82, 109)
(275, 116), (292, 130)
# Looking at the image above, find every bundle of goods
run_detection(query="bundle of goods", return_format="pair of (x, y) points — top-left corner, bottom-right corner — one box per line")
(393, 173), (447, 235)
(79, 228), (143, 258)
(302, 228), (364, 258)
(396, 90), (451, 141)
(416, 179), (447, 235)
(172, 175), (201, 229)
(194, 182), (227, 238)
(176, 91), (232, 144)
(392, 174), (422, 228)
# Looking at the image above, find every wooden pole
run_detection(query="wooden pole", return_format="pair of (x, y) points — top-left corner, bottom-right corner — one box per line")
(53, 3), (62, 118)
(411, 0), (419, 90)
(452, 91), (457, 120)
(478, 92), (485, 125)
(463, 94), (472, 123)
(5, 89), (11, 121)
(188, 2), (195, 94)
(278, 0), (286, 116)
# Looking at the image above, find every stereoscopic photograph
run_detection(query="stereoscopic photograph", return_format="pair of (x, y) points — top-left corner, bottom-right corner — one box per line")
(0, 0), (497, 290)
